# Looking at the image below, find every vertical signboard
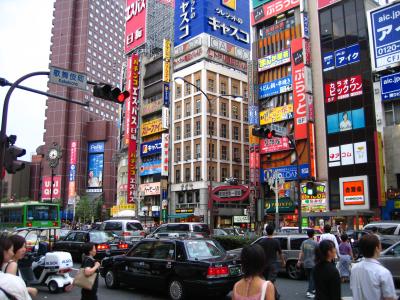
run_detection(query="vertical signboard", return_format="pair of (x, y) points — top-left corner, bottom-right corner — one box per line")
(125, 0), (147, 54)
(163, 39), (171, 83)
(161, 133), (169, 176)
(309, 123), (317, 179)
(87, 141), (105, 193)
(68, 141), (77, 204)
(339, 175), (370, 210)
(375, 132), (386, 207)
(42, 176), (61, 201)
(127, 54), (140, 204)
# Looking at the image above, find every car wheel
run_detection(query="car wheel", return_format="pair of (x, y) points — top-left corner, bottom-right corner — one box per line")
(168, 278), (185, 300)
(48, 280), (60, 293)
(105, 270), (119, 289)
(286, 261), (302, 280)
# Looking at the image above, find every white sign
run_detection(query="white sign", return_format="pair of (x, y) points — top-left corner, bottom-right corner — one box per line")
(329, 142), (368, 167)
(209, 36), (250, 61)
(233, 216), (250, 223)
(139, 182), (161, 196)
(340, 143), (354, 166)
(161, 133), (169, 177)
(162, 107), (169, 129)
(218, 189), (242, 198)
(49, 66), (87, 90)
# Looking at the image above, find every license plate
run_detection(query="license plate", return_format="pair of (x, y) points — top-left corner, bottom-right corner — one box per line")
(229, 266), (241, 276)
(111, 245), (117, 250)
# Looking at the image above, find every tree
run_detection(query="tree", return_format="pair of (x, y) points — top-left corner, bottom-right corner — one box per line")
(75, 196), (91, 223)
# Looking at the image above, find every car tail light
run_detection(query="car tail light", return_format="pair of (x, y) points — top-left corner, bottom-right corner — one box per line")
(122, 231), (131, 236)
(53, 221), (59, 227)
(118, 243), (129, 249)
(140, 231), (145, 236)
(97, 244), (110, 251)
(27, 222), (32, 227)
(207, 266), (229, 278)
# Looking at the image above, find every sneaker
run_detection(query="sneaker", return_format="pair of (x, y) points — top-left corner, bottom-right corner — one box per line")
(306, 292), (315, 299)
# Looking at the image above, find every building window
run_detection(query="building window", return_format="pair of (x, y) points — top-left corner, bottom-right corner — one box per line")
(185, 168), (190, 182)
(185, 83), (191, 95)
(195, 99), (201, 114)
(195, 167), (201, 181)
(208, 143), (215, 158)
(185, 145), (191, 160)
(232, 105), (239, 120)
(195, 143), (201, 159)
(208, 79), (214, 92)
(244, 109), (248, 122)
(185, 123), (191, 138)
(176, 104), (181, 119)
(221, 145), (227, 160)
(176, 169), (181, 183)
(220, 103), (227, 117)
(175, 147), (181, 162)
(245, 151), (249, 164)
(220, 82), (226, 94)
(233, 86), (238, 95)
(221, 124), (227, 138)
(208, 121), (215, 136)
(233, 127), (239, 140)
(233, 148), (240, 162)
(221, 167), (228, 181)
(175, 125), (181, 140)
(185, 102), (191, 117)
(244, 128), (249, 142)
(195, 120), (201, 135)
(187, 192), (193, 203)
(234, 169), (240, 180)
(208, 166), (215, 181)
(384, 102), (400, 126)
(176, 86), (182, 98)
(195, 79), (200, 90)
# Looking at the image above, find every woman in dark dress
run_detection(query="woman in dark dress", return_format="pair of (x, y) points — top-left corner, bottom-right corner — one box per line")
(81, 242), (100, 300)
(314, 240), (341, 300)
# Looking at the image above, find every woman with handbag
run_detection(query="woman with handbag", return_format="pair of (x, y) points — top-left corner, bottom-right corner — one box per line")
(79, 243), (100, 300)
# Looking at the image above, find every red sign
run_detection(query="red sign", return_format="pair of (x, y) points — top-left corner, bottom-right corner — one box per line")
(125, 0), (147, 54)
(260, 137), (290, 154)
(70, 141), (77, 164)
(252, 0), (300, 26)
(318, 0), (342, 10)
(324, 75), (363, 103)
(207, 49), (247, 73)
(127, 54), (140, 203)
(42, 176), (61, 200)
(343, 180), (365, 205)
(291, 38), (307, 140)
(309, 123), (317, 179)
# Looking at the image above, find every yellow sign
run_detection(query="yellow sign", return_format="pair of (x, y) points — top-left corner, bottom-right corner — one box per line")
(249, 125), (259, 145)
(111, 204), (135, 216)
(163, 60), (171, 83)
(258, 49), (291, 72)
(163, 39), (171, 60)
(141, 119), (164, 137)
(259, 104), (294, 125)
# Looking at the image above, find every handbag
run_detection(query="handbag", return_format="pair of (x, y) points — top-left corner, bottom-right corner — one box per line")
(73, 268), (97, 290)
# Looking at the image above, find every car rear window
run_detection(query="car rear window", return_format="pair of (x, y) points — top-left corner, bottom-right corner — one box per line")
(193, 224), (210, 233)
(102, 222), (123, 231)
(89, 231), (114, 243)
(185, 240), (225, 259)
(127, 222), (143, 231)
(290, 237), (308, 250)
(167, 224), (190, 231)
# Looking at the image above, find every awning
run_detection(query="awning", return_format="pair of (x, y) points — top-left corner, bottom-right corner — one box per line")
(167, 213), (194, 219)
(302, 210), (375, 218)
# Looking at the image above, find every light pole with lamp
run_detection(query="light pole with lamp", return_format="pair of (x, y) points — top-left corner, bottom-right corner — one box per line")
(267, 170), (285, 230)
(173, 76), (243, 230)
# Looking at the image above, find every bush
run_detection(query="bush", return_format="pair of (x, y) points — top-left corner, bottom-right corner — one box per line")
(214, 235), (257, 251)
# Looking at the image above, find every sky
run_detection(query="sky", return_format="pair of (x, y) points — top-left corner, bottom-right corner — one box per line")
(0, 0), (55, 161)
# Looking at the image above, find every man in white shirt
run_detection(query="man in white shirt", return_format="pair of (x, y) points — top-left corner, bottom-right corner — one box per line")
(351, 234), (396, 300)
(319, 224), (340, 257)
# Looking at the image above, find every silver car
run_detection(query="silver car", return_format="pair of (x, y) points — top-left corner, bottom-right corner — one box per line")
(379, 241), (400, 280)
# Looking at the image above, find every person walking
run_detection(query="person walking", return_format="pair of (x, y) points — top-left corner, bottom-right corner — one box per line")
(80, 243), (100, 300)
(350, 234), (396, 300)
(338, 233), (353, 282)
(297, 229), (317, 298)
(314, 240), (341, 300)
(319, 224), (340, 258)
(232, 244), (275, 300)
(258, 225), (285, 283)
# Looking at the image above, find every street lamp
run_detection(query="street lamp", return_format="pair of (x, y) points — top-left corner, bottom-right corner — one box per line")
(267, 170), (285, 230)
(173, 76), (243, 230)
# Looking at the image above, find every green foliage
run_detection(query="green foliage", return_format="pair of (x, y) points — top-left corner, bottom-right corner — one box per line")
(214, 235), (257, 251)
(75, 196), (103, 222)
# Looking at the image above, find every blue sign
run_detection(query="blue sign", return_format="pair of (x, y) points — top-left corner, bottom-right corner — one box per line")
(261, 164), (310, 183)
(87, 153), (104, 188)
(322, 51), (335, 72)
(174, 0), (250, 49)
(88, 141), (105, 154)
(140, 140), (162, 157)
(369, 2), (400, 70)
(69, 165), (76, 181)
(140, 160), (162, 176)
(327, 108), (365, 134)
(248, 105), (259, 125)
(381, 71), (400, 102)
(258, 76), (292, 99)
(163, 83), (170, 106)
(334, 44), (360, 68)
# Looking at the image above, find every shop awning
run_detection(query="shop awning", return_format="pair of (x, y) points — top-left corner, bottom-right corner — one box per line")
(167, 213), (194, 219)
(302, 210), (375, 217)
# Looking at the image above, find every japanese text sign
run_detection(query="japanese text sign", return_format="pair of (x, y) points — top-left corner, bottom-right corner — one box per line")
(317, 0), (341, 10)
(328, 142), (367, 167)
(140, 139), (162, 157)
(258, 75), (292, 99)
(301, 182), (328, 213)
(260, 137), (290, 154)
(161, 133), (169, 176)
(323, 44), (360, 72)
(49, 66), (87, 91)
(380, 71), (400, 102)
(324, 75), (363, 103)
(141, 119), (163, 137)
(258, 49), (291, 72)
(140, 160), (162, 176)
(125, 0), (147, 54)
(339, 176), (369, 210)
(261, 164), (310, 182)
(139, 182), (161, 196)
(252, 0), (300, 26)
(259, 104), (293, 125)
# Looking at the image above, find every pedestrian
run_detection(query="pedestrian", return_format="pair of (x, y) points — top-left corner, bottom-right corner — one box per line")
(80, 242), (100, 300)
(0, 238), (32, 300)
(338, 233), (353, 282)
(258, 225), (285, 283)
(319, 224), (340, 258)
(3, 235), (38, 298)
(369, 226), (381, 241)
(232, 244), (275, 300)
(297, 229), (317, 299)
(314, 240), (341, 300)
(350, 234), (396, 300)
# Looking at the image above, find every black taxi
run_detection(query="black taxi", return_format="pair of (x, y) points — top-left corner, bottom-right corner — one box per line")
(100, 237), (242, 300)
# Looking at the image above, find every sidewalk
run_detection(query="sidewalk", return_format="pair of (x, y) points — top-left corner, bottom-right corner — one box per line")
(342, 289), (400, 300)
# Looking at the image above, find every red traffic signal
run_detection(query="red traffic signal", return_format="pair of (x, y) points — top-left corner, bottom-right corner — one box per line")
(93, 83), (129, 104)
(117, 91), (130, 103)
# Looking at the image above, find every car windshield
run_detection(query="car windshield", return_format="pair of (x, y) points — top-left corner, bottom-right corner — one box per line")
(185, 240), (225, 259)
(89, 231), (115, 243)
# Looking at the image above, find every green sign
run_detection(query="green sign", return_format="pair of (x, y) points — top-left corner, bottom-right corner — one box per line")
(302, 218), (308, 228)
(265, 198), (295, 213)
(252, 0), (272, 9)
(162, 209), (167, 223)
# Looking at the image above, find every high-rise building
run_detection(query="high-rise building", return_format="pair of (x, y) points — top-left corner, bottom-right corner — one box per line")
(42, 0), (125, 216)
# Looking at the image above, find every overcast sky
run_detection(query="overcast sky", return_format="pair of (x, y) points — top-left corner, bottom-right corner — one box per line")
(0, 0), (55, 161)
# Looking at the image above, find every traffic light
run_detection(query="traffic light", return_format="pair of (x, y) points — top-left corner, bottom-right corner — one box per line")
(93, 84), (130, 104)
(305, 181), (317, 196)
(252, 127), (277, 139)
(4, 135), (26, 174)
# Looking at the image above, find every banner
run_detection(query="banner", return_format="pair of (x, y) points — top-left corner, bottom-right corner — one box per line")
(163, 39), (171, 82)
(259, 76), (292, 99)
(248, 105), (259, 125)
(380, 71), (400, 102)
(141, 118), (163, 137)
(87, 153), (104, 189)
(301, 182), (328, 213)
(324, 75), (363, 103)
(42, 176), (61, 201)
(339, 176), (369, 209)
(261, 164), (310, 182)
(161, 133), (169, 176)
(140, 139), (162, 157)
(260, 137), (290, 154)
(258, 49), (291, 72)
(140, 160), (162, 176)
(139, 182), (161, 196)
(252, 0), (300, 26)
(309, 123), (316, 179)
(68, 141), (78, 203)
(127, 54), (140, 204)
(125, 0), (147, 54)
(162, 107), (169, 129)
(259, 104), (293, 125)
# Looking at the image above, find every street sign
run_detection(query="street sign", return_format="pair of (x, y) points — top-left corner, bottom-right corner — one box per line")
(49, 66), (87, 90)
(265, 124), (288, 136)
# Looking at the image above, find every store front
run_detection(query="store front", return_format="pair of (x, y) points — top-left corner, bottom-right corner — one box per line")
(265, 197), (297, 227)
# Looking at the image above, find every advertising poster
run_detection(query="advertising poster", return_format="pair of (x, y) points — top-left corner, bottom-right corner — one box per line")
(259, 76), (292, 99)
(209, 36), (250, 61)
(325, 75), (363, 103)
(42, 176), (61, 201)
(258, 49), (291, 72)
(301, 182), (328, 213)
(309, 123), (317, 179)
(326, 108), (365, 134)
(141, 119), (163, 136)
(252, 0), (300, 25)
(125, 0), (147, 54)
(339, 176), (369, 210)
(87, 153), (104, 189)
(334, 44), (360, 68)
(259, 104), (293, 125)
(163, 39), (171, 83)
(259, 137), (290, 154)
(140, 160), (162, 176)
(380, 71), (400, 102)
(322, 51), (335, 72)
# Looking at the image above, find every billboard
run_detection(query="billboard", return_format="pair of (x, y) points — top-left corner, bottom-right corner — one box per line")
(367, 2), (400, 71)
(161, 133), (169, 176)
(326, 108), (365, 134)
(139, 182), (161, 196)
(127, 54), (140, 204)
(339, 175), (370, 210)
(88, 141), (104, 154)
(380, 71), (400, 102)
(125, 0), (147, 54)
(141, 119), (164, 136)
(87, 153), (104, 189)
(301, 182), (328, 213)
(252, 0), (300, 26)
(68, 141), (77, 204)
(324, 75), (363, 103)
(42, 176), (61, 201)
(207, 48), (247, 73)
(322, 44), (360, 72)
(140, 160), (162, 176)
(259, 137), (290, 154)
(209, 36), (250, 61)
(140, 139), (162, 157)
(258, 76), (292, 99)
(261, 164), (310, 183)
(258, 49), (291, 72)
(328, 142), (368, 167)
(174, 0), (250, 50)
(259, 104), (293, 125)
